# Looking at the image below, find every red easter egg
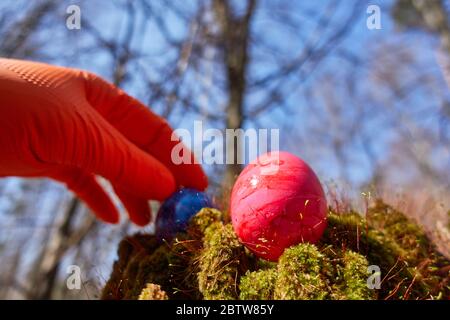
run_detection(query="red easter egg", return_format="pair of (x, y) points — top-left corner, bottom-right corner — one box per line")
(230, 151), (327, 261)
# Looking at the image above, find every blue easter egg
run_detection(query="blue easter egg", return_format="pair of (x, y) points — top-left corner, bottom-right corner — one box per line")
(155, 188), (213, 241)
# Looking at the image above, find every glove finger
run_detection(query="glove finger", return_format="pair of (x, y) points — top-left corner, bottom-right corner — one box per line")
(63, 107), (176, 201)
(82, 72), (208, 190)
(113, 186), (152, 226)
(49, 167), (119, 224)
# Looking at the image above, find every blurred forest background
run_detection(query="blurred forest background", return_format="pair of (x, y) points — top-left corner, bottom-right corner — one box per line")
(0, 0), (449, 299)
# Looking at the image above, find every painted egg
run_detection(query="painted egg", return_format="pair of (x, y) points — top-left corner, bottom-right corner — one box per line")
(230, 151), (327, 261)
(155, 188), (213, 241)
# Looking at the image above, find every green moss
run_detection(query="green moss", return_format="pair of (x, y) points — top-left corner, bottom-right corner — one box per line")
(367, 199), (430, 262)
(322, 202), (450, 299)
(240, 245), (375, 300)
(188, 208), (223, 237)
(138, 283), (168, 300)
(365, 202), (450, 299)
(318, 246), (375, 300)
(255, 258), (277, 271)
(125, 245), (171, 299)
(102, 200), (450, 300)
(321, 212), (399, 278)
(275, 243), (328, 300)
(198, 223), (246, 300)
(340, 251), (375, 299)
(239, 269), (277, 300)
(167, 234), (203, 299)
(101, 234), (160, 300)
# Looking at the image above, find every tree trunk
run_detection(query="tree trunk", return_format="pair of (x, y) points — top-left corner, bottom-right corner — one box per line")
(213, 0), (256, 190)
(29, 197), (79, 299)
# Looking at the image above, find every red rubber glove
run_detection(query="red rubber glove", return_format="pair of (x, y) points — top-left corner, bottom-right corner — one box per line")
(0, 58), (207, 226)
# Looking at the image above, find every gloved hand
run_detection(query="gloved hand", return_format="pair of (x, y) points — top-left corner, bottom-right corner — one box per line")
(0, 58), (207, 226)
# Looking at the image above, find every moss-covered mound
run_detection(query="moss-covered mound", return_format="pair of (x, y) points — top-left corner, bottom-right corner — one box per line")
(102, 202), (450, 300)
